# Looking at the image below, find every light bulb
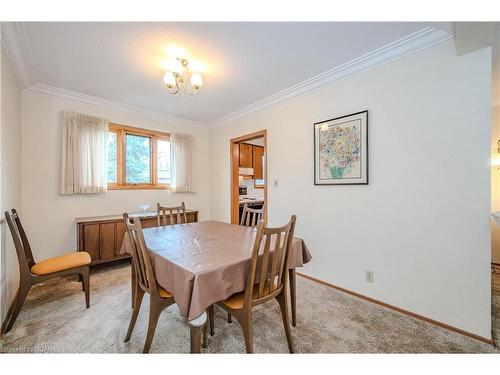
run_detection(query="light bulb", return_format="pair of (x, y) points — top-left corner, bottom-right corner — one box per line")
(190, 72), (203, 90)
(163, 71), (176, 89)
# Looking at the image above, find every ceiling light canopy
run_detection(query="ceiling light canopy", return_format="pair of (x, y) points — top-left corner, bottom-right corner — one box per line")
(163, 57), (203, 96)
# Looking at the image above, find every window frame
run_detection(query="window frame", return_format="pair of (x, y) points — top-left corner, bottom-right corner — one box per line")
(108, 123), (170, 190)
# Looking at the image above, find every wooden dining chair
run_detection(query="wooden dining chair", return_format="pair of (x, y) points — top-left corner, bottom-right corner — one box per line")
(123, 213), (209, 353)
(1, 209), (91, 334)
(123, 213), (177, 353)
(226, 203), (266, 323)
(216, 215), (297, 353)
(240, 204), (265, 227)
(157, 202), (187, 226)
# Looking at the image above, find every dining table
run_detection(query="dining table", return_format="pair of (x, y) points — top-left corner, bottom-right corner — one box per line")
(121, 220), (311, 353)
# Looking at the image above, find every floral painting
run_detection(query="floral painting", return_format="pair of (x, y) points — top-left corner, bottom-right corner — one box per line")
(314, 111), (368, 185)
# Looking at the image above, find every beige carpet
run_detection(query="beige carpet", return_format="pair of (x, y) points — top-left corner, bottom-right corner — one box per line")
(1, 262), (499, 353)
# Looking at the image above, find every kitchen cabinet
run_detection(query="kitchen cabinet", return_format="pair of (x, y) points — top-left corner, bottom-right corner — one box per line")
(252, 146), (264, 180)
(76, 210), (199, 265)
(239, 143), (253, 168)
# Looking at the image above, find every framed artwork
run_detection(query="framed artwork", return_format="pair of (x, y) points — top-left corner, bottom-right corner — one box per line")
(314, 110), (368, 185)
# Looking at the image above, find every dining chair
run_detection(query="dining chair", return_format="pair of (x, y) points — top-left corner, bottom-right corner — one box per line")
(215, 215), (297, 353)
(240, 204), (265, 227)
(1, 209), (91, 334)
(157, 202), (187, 226)
(226, 203), (265, 323)
(123, 214), (208, 353)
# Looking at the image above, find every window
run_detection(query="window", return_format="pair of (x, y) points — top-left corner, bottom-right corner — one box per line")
(107, 123), (170, 189)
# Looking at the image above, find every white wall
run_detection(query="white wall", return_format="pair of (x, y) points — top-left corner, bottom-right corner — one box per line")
(490, 27), (500, 264)
(20, 91), (210, 262)
(492, 103), (500, 263)
(209, 40), (492, 338)
(0, 45), (22, 323)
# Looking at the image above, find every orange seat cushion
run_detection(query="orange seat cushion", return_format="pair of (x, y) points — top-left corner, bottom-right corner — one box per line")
(158, 285), (173, 298)
(223, 281), (279, 310)
(31, 252), (91, 275)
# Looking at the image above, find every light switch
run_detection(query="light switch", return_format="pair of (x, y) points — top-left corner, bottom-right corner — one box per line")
(273, 178), (279, 187)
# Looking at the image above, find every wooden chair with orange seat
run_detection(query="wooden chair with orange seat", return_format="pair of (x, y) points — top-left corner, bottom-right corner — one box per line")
(225, 203), (266, 324)
(214, 215), (297, 353)
(1, 209), (91, 334)
(124, 213), (209, 353)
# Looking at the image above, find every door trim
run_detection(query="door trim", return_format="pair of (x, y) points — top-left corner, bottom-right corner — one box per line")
(230, 130), (267, 224)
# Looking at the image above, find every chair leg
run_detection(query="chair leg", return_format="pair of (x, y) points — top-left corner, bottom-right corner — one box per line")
(227, 312), (232, 323)
(81, 268), (90, 308)
(131, 261), (136, 309)
(276, 292), (295, 353)
(1, 288), (19, 333)
(241, 313), (254, 354)
(125, 288), (145, 342)
(231, 311), (254, 354)
(289, 269), (297, 327)
(208, 304), (215, 336)
(2, 284), (30, 334)
(143, 299), (163, 353)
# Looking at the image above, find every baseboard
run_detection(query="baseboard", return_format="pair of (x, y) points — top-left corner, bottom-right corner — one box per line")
(296, 272), (495, 347)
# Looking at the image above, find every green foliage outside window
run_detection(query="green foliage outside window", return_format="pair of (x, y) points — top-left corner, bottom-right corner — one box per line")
(125, 134), (151, 184)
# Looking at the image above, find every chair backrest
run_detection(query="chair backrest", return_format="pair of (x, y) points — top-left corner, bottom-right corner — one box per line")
(4, 209), (36, 276)
(123, 213), (160, 297)
(240, 204), (265, 227)
(243, 215), (296, 307)
(156, 202), (187, 226)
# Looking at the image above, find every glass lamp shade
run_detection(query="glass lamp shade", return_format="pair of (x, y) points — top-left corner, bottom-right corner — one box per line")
(190, 72), (203, 90)
(163, 71), (177, 88)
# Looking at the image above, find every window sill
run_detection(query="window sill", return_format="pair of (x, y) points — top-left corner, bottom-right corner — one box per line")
(107, 184), (170, 190)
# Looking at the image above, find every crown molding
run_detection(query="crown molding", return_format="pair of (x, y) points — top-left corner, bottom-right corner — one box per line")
(209, 26), (453, 128)
(26, 84), (208, 129)
(3, 22), (207, 129)
(4, 23), (452, 130)
(1, 22), (36, 89)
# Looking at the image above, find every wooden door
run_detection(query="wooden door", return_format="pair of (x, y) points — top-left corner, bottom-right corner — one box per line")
(253, 146), (264, 179)
(100, 223), (115, 260)
(115, 221), (126, 256)
(239, 143), (253, 168)
(82, 224), (100, 261)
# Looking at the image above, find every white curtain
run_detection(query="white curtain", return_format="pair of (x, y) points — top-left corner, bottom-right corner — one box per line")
(60, 111), (109, 194)
(170, 133), (196, 193)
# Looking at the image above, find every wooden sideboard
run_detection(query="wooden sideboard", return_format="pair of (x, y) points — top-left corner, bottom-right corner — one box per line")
(76, 210), (199, 266)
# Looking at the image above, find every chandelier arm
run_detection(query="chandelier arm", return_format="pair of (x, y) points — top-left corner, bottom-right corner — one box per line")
(168, 83), (180, 95)
(164, 57), (202, 95)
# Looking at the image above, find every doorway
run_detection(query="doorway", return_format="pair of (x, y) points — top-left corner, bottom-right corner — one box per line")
(230, 130), (267, 225)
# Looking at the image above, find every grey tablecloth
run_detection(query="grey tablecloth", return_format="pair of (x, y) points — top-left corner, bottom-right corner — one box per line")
(121, 220), (311, 320)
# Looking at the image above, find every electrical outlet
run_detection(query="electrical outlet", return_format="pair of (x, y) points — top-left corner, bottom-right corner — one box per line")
(365, 270), (374, 283)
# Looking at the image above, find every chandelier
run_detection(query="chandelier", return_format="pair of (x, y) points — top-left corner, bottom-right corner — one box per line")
(163, 57), (203, 96)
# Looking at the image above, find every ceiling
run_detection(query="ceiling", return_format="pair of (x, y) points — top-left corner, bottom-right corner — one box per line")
(13, 22), (452, 126)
